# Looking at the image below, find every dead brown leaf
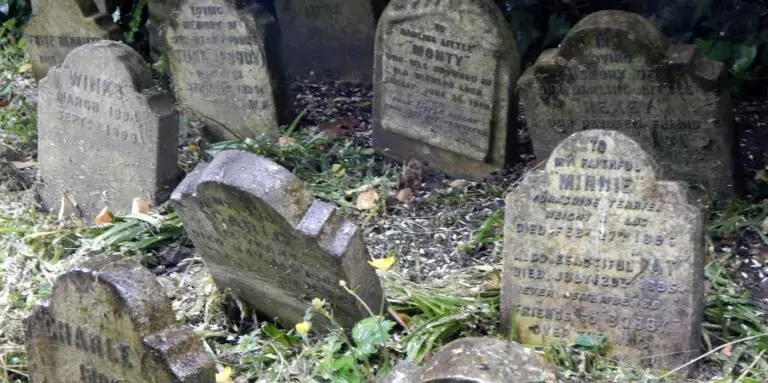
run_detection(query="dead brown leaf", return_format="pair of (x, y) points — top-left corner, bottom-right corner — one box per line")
(399, 155), (423, 188)
(355, 189), (379, 210)
(447, 179), (467, 188)
(721, 343), (733, 357)
(94, 207), (113, 225)
(316, 117), (361, 138)
(186, 143), (200, 153)
(278, 136), (295, 146)
(395, 188), (414, 203)
(131, 197), (150, 215)
(11, 160), (37, 169)
(0, 98), (8, 108)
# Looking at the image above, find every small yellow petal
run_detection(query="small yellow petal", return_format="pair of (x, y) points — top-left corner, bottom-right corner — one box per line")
(368, 256), (396, 271)
(295, 321), (312, 335)
(215, 366), (233, 383)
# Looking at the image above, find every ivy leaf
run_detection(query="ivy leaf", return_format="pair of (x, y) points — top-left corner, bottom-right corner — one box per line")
(352, 317), (395, 357)
(708, 40), (733, 61)
(731, 43), (758, 74)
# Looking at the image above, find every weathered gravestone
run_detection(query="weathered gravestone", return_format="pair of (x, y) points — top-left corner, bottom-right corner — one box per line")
(519, 10), (734, 198)
(24, 0), (123, 80)
(500, 129), (704, 374)
(376, 337), (556, 383)
(25, 254), (215, 382)
(37, 41), (179, 221)
(164, 0), (287, 140)
(275, 0), (376, 83)
(171, 150), (384, 329)
(373, 0), (520, 179)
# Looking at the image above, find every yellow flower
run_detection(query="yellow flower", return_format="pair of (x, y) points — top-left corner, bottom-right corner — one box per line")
(215, 366), (233, 383)
(368, 256), (396, 271)
(295, 321), (312, 335)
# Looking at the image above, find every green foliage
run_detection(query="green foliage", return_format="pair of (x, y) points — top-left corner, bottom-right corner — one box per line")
(116, 0), (148, 43)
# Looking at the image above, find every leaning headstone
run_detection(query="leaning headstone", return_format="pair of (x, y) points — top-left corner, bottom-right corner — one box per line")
(501, 129), (704, 374)
(373, 0), (520, 179)
(519, 10), (734, 198)
(37, 41), (179, 221)
(376, 337), (556, 382)
(164, 0), (287, 140)
(171, 150), (384, 329)
(24, 0), (122, 79)
(275, 0), (376, 83)
(25, 254), (215, 382)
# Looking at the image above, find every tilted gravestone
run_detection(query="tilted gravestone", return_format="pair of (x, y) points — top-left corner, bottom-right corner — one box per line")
(25, 254), (215, 382)
(164, 0), (287, 141)
(378, 337), (556, 383)
(275, 0), (376, 83)
(500, 129), (704, 374)
(24, 0), (123, 80)
(373, 0), (520, 180)
(519, 10), (734, 198)
(171, 150), (384, 329)
(37, 41), (179, 221)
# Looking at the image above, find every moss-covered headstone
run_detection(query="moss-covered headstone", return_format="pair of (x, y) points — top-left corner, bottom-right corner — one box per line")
(373, 0), (520, 179)
(275, 0), (376, 83)
(37, 41), (179, 222)
(164, 0), (287, 140)
(171, 150), (384, 329)
(24, 0), (123, 79)
(25, 255), (215, 383)
(501, 129), (704, 374)
(519, 10), (734, 198)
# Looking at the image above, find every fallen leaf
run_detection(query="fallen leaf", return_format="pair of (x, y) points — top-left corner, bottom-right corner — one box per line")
(215, 366), (233, 383)
(447, 179), (467, 188)
(10, 160), (37, 169)
(399, 155), (423, 188)
(331, 163), (345, 178)
(186, 143), (199, 153)
(395, 188), (414, 203)
(368, 256), (396, 271)
(18, 63), (32, 74)
(720, 343), (732, 357)
(755, 169), (768, 183)
(0, 98), (8, 108)
(316, 120), (350, 138)
(355, 189), (379, 210)
(94, 207), (113, 225)
(352, 101), (372, 107)
(131, 197), (150, 215)
(278, 136), (294, 146)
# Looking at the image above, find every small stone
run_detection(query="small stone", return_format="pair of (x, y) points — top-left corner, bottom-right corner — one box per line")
(501, 129), (704, 375)
(37, 41), (180, 222)
(170, 150), (384, 330)
(373, 0), (520, 180)
(25, 254), (215, 382)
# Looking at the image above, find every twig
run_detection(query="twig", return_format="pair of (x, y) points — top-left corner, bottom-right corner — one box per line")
(657, 333), (768, 379)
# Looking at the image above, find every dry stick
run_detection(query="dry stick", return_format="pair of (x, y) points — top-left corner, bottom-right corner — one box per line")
(657, 333), (768, 380)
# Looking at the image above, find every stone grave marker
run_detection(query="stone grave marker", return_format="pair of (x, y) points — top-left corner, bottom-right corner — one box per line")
(501, 129), (704, 373)
(37, 40), (179, 221)
(25, 254), (215, 382)
(275, 0), (376, 83)
(171, 149), (384, 329)
(519, 10), (734, 198)
(24, 0), (123, 80)
(164, 0), (287, 140)
(373, 0), (520, 180)
(376, 337), (556, 383)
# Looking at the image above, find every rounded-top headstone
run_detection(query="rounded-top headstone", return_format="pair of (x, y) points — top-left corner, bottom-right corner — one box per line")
(164, 0), (287, 140)
(24, 0), (123, 79)
(373, 0), (520, 179)
(171, 150), (384, 330)
(37, 40), (180, 221)
(501, 129), (704, 375)
(518, 10), (734, 198)
(25, 255), (215, 382)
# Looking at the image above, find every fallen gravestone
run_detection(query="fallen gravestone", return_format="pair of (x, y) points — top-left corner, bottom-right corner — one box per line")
(25, 254), (215, 382)
(164, 0), (287, 140)
(171, 150), (384, 329)
(519, 10), (734, 198)
(275, 0), (376, 83)
(501, 129), (704, 374)
(24, 0), (122, 79)
(373, 0), (520, 180)
(37, 40), (179, 221)
(376, 337), (556, 383)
